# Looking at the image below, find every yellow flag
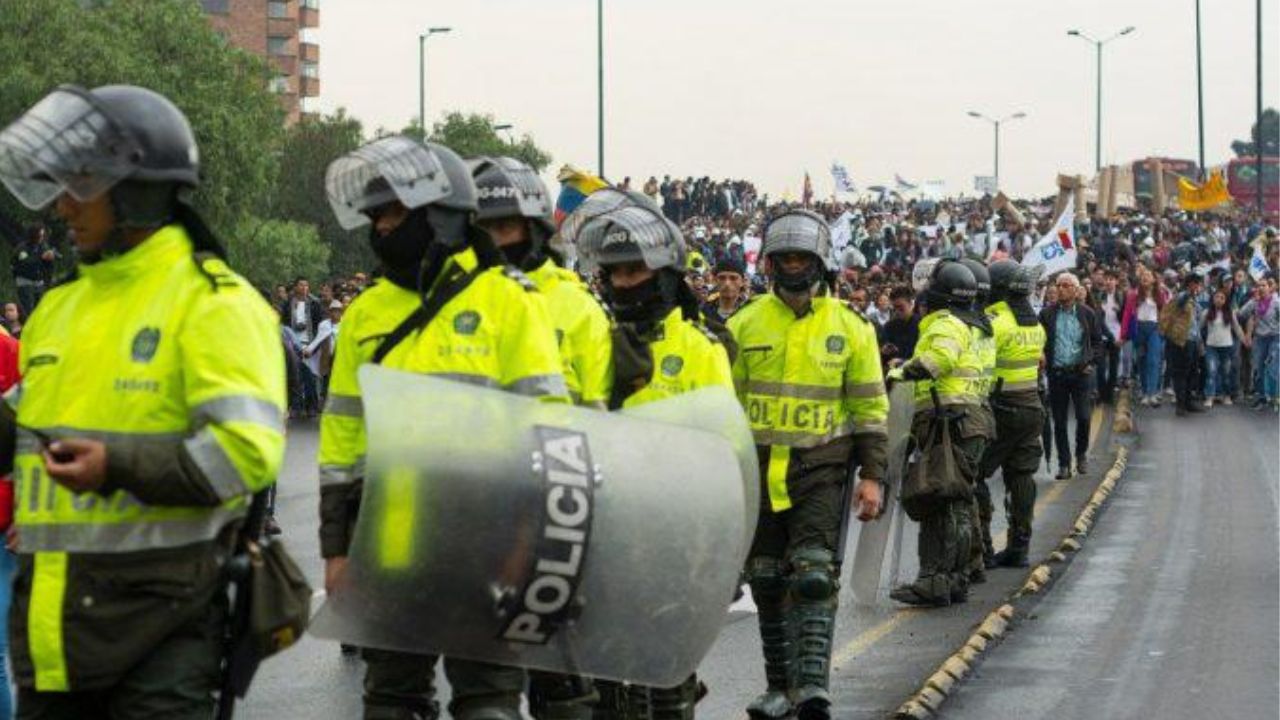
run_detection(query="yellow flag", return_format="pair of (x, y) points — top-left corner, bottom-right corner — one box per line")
(1177, 170), (1232, 211)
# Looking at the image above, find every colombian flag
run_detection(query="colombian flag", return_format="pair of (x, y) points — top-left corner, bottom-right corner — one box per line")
(554, 164), (609, 227)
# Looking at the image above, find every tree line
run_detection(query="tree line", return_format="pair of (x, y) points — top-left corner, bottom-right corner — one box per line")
(0, 0), (553, 296)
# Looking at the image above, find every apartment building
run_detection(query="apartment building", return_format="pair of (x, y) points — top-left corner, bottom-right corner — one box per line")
(201, 0), (320, 123)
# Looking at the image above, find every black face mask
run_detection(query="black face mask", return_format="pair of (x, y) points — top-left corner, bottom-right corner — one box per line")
(499, 238), (536, 270)
(370, 208), (432, 290)
(608, 275), (665, 323)
(771, 259), (823, 294)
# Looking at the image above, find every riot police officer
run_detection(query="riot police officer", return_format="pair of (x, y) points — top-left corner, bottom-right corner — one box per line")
(727, 210), (888, 720)
(575, 202), (734, 720)
(469, 156), (611, 719)
(956, 257), (997, 577)
(982, 260), (1047, 568)
(888, 260), (986, 607)
(318, 136), (567, 720)
(0, 85), (286, 718)
(471, 155), (613, 411)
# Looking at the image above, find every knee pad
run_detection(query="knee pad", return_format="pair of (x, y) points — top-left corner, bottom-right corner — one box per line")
(746, 557), (788, 600)
(789, 547), (837, 602)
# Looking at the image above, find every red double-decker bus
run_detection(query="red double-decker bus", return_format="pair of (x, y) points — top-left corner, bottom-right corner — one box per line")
(1227, 157), (1279, 216)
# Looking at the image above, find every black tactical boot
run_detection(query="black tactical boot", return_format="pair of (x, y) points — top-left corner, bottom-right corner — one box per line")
(650, 675), (699, 720)
(790, 549), (839, 720)
(993, 545), (1029, 568)
(746, 560), (793, 720)
(890, 574), (951, 607)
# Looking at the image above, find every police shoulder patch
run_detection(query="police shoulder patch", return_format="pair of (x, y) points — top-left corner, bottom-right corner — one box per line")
(660, 354), (684, 377)
(193, 252), (241, 290)
(502, 266), (538, 293)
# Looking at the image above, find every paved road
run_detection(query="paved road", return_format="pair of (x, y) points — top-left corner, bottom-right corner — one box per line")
(946, 404), (1280, 720)
(240, 410), (1110, 719)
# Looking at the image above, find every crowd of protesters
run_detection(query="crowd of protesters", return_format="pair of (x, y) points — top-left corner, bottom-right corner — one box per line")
(651, 185), (1280, 423)
(6, 187), (1277, 425)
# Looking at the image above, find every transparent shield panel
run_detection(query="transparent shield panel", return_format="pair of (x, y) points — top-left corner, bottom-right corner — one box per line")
(850, 382), (915, 604)
(310, 366), (752, 686)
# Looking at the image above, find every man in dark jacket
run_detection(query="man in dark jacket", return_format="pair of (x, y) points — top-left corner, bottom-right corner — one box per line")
(11, 225), (57, 317)
(281, 277), (324, 416)
(1040, 272), (1102, 479)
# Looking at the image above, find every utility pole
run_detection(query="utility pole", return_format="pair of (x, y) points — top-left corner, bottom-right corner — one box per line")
(1257, 0), (1264, 213)
(1196, 0), (1206, 178)
(1068, 26), (1136, 172)
(597, 0), (605, 178)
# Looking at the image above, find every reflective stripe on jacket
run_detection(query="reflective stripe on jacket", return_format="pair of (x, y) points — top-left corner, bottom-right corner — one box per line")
(908, 309), (982, 410)
(12, 224), (285, 690)
(728, 294), (888, 511)
(987, 301), (1045, 393)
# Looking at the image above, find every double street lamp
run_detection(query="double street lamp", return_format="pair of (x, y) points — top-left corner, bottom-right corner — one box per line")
(1067, 25), (1137, 171)
(419, 26), (452, 138)
(966, 111), (1027, 191)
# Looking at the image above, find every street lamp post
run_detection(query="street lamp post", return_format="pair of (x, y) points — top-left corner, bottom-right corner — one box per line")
(1067, 26), (1136, 171)
(419, 26), (452, 138)
(967, 111), (1027, 190)
(493, 123), (514, 146)
(1195, 0), (1206, 178)
(597, 0), (605, 178)
(1257, 0), (1264, 213)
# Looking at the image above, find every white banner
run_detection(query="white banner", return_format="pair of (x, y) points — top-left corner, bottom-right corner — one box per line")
(831, 162), (856, 193)
(1022, 196), (1077, 276)
(975, 176), (997, 194)
(829, 211), (855, 254)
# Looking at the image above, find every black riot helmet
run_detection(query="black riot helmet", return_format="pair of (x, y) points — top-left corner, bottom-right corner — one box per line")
(468, 156), (556, 269)
(553, 187), (657, 270)
(988, 258), (1036, 300)
(762, 209), (836, 293)
(912, 258), (977, 311)
(0, 84), (231, 259)
(958, 257), (991, 306)
(576, 204), (686, 274)
(0, 84), (199, 219)
(327, 136), (499, 291)
(577, 204), (695, 323)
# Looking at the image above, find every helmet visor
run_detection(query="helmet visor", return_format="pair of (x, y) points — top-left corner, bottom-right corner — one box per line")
(326, 136), (455, 230)
(763, 212), (835, 270)
(475, 157), (552, 223)
(911, 258), (941, 294)
(576, 205), (684, 273)
(0, 87), (141, 210)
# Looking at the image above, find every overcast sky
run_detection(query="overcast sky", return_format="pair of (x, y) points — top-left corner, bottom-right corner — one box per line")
(314, 0), (1277, 199)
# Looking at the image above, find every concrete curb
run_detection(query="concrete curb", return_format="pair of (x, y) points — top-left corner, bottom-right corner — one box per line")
(889, 438), (1134, 719)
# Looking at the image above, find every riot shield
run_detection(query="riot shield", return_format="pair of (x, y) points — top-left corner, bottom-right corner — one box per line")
(310, 366), (754, 687)
(850, 382), (915, 605)
(620, 387), (759, 559)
